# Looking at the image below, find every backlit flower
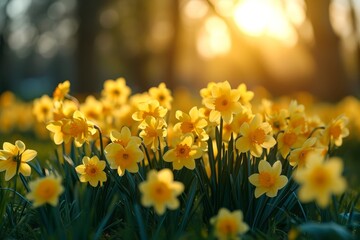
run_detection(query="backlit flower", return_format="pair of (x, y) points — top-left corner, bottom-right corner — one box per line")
(75, 156), (107, 187)
(163, 134), (203, 170)
(288, 137), (325, 168)
(0, 140), (37, 181)
(173, 106), (208, 141)
(132, 99), (168, 123)
(249, 160), (288, 198)
(323, 115), (349, 147)
(294, 156), (346, 208)
(101, 78), (131, 106)
(201, 81), (242, 123)
(237, 83), (254, 107)
(46, 110), (97, 147)
(53, 80), (70, 101)
(235, 114), (276, 157)
(149, 82), (173, 110)
(26, 175), (64, 207)
(138, 116), (167, 151)
(277, 129), (305, 159)
(109, 126), (142, 148)
(104, 141), (143, 176)
(210, 208), (249, 240)
(32, 94), (53, 123)
(139, 169), (184, 215)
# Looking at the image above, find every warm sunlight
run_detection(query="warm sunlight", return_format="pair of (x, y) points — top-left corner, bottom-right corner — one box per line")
(197, 16), (231, 58)
(233, 0), (303, 47)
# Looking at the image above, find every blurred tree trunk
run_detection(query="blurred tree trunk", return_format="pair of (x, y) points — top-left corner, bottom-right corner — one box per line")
(305, 0), (351, 101)
(163, 0), (179, 90)
(76, 0), (105, 95)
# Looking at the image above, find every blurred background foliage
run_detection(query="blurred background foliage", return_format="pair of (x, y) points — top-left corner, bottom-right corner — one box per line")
(0, 0), (359, 101)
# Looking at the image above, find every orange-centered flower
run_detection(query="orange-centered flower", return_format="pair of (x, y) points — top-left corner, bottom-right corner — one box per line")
(75, 156), (107, 187)
(163, 134), (203, 170)
(294, 156), (347, 208)
(235, 114), (276, 157)
(105, 141), (143, 176)
(46, 110), (97, 147)
(210, 208), (249, 240)
(26, 175), (64, 208)
(0, 140), (37, 181)
(139, 169), (184, 215)
(201, 81), (243, 124)
(249, 160), (288, 198)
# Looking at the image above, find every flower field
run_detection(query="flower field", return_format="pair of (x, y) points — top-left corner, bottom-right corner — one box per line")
(0, 79), (359, 239)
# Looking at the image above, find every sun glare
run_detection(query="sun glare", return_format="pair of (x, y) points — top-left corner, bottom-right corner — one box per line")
(233, 0), (303, 47)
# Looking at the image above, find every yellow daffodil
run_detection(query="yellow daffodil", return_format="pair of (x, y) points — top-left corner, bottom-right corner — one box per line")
(132, 99), (168, 123)
(101, 78), (131, 106)
(201, 81), (243, 124)
(46, 110), (97, 147)
(109, 126), (142, 148)
(173, 106), (208, 141)
(277, 129), (305, 159)
(235, 114), (276, 158)
(210, 208), (249, 240)
(75, 156), (107, 187)
(148, 82), (173, 110)
(323, 115), (349, 147)
(288, 137), (325, 168)
(294, 156), (347, 208)
(237, 83), (254, 107)
(80, 95), (104, 123)
(104, 141), (143, 176)
(163, 134), (203, 170)
(26, 175), (64, 208)
(139, 168), (184, 215)
(52, 100), (78, 121)
(266, 108), (289, 134)
(249, 160), (288, 198)
(0, 140), (37, 181)
(53, 80), (70, 101)
(223, 106), (254, 140)
(32, 94), (53, 123)
(138, 116), (167, 151)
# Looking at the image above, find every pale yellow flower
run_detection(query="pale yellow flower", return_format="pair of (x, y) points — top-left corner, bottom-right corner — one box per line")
(210, 208), (249, 240)
(173, 106), (208, 141)
(26, 175), (64, 207)
(132, 99), (168, 123)
(149, 82), (173, 110)
(104, 141), (143, 176)
(32, 95), (53, 123)
(0, 140), (37, 181)
(80, 95), (104, 124)
(235, 114), (276, 157)
(223, 106), (253, 140)
(323, 115), (349, 147)
(294, 156), (347, 208)
(138, 116), (167, 151)
(201, 81), (243, 124)
(277, 129), (305, 159)
(46, 110), (97, 147)
(139, 169), (184, 215)
(163, 134), (203, 170)
(288, 137), (325, 168)
(237, 83), (254, 107)
(109, 126), (142, 148)
(101, 78), (131, 106)
(75, 156), (107, 187)
(249, 160), (288, 198)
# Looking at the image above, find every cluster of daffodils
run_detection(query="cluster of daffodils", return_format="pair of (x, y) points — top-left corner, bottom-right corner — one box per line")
(0, 78), (353, 238)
